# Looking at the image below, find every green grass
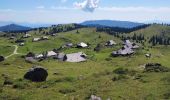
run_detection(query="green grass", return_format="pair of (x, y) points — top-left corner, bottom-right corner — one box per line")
(16, 28), (121, 54)
(131, 24), (170, 37)
(0, 45), (14, 56)
(0, 37), (15, 56)
(0, 26), (170, 100)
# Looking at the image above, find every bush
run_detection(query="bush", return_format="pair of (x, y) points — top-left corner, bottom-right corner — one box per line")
(94, 44), (104, 52)
(112, 75), (128, 81)
(3, 78), (13, 85)
(144, 63), (169, 72)
(3, 63), (10, 65)
(105, 57), (112, 61)
(163, 92), (170, 99)
(0, 87), (3, 93)
(127, 70), (137, 76)
(13, 83), (28, 89)
(113, 67), (137, 75)
(26, 52), (35, 57)
(59, 88), (75, 94)
(113, 68), (129, 74)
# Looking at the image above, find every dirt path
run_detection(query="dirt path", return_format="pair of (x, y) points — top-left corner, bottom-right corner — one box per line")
(5, 45), (21, 59)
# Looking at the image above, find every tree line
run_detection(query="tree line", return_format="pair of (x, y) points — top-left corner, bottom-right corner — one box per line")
(96, 24), (150, 34)
(149, 35), (170, 46)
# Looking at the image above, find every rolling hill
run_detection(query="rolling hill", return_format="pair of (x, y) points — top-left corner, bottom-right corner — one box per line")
(81, 20), (144, 28)
(0, 24), (31, 32)
(131, 24), (170, 37)
(0, 23), (170, 100)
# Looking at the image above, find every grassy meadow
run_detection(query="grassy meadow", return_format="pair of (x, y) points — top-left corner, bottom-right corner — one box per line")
(0, 25), (170, 100)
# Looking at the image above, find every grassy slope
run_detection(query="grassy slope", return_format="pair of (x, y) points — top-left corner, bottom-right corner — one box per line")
(0, 38), (15, 56)
(18, 28), (121, 54)
(130, 24), (170, 39)
(0, 27), (170, 100)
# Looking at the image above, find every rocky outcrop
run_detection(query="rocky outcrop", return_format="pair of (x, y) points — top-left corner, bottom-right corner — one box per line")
(24, 66), (48, 82)
(0, 56), (5, 62)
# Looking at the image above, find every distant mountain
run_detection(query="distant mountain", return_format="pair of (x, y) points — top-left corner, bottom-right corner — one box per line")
(0, 21), (54, 28)
(19, 23), (53, 28)
(0, 24), (31, 32)
(81, 20), (144, 28)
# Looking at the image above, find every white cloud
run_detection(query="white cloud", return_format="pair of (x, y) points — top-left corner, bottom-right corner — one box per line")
(0, 7), (170, 23)
(97, 7), (170, 12)
(74, 0), (99, 12)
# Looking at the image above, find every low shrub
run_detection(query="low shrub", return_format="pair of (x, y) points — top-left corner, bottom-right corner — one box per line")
(13, 82), (28, 89)
(112, 75), (128, 81)
(144, 63), (169, 72)
(0, 87), (3, 93)
(105, 57), (112, 61)
(113, 68), (129, 75)
(3, 78), (13, 85)
(113, 67), (137, 75)
(3, 63), (10, 65)
(59, 88), (75, 94)
(163, 92), (170, 99)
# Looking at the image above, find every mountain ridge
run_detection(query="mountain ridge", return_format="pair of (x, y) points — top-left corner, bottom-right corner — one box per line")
(81, 20), (144, 28)
(0, 24), (31, 32)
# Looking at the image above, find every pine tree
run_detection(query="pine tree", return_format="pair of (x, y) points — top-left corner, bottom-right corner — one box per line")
(132, 33), (137, 41)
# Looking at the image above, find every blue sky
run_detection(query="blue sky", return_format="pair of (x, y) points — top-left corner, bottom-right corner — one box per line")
(0, 0), (170, 24)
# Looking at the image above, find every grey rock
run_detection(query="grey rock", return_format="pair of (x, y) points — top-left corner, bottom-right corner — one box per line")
(24, 66), (48, 82)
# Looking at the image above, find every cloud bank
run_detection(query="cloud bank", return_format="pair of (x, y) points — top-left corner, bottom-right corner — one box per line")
(74, 0), (99, 12)
(1, 7), (170, 23)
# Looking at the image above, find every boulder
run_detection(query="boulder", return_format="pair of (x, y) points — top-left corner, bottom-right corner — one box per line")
(24, 66), (48, 82)
(0, 56), (5, 62)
